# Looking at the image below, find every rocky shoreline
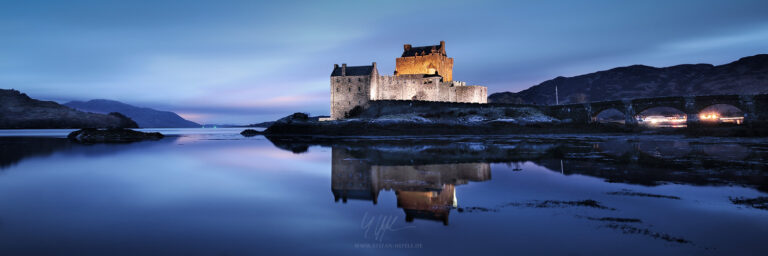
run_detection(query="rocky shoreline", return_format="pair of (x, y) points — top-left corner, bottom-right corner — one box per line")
(259, 112), (619, 136)
(264, 119), (628, 136)
(256, 112), (767, 137)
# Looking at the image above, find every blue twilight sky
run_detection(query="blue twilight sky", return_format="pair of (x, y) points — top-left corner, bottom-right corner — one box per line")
(2, 0), (767, 124)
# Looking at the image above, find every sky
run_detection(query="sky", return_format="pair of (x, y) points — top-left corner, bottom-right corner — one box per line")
(2, 0), (767, 124)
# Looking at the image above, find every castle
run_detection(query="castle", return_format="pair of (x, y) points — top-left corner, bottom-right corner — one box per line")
(328, 41), (487, 120)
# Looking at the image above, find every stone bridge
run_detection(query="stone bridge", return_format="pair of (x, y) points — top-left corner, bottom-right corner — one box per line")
(545, 94), (768, 126)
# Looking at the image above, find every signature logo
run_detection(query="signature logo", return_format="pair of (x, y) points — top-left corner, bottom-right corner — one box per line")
(361, 212), (416, 241)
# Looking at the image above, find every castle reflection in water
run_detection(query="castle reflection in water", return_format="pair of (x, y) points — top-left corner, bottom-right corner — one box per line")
(331, 147), (490, 225)
(310, 135), (768, 226)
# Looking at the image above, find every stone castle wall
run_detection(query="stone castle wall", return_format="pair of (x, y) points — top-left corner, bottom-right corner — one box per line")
(372, 75), (444, 101)
(395, 54), (454, 82)
(454, 85), (488, 103)
(371, 75), (486, 103)
(330, 73), (487, 119)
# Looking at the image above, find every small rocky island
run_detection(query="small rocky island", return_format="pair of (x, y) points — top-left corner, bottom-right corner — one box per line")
(262, 107), (571, 136)
(68, 128), (164, 143)
(240, 129), (263, 137)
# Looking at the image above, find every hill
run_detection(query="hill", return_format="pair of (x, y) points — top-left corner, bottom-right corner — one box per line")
(0, 89), (137, 129)
(489, 54), (768, 104)
(65, 99), (199, 128)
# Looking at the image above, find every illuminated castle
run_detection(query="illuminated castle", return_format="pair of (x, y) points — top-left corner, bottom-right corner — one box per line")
(328, 41), (487, 120)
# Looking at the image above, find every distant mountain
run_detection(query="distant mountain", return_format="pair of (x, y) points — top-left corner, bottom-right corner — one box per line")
(247, 121), (275, 128)
(65, 99), (199, 128)
(489, 54), (768, 104)
(0, 89), (137, 129)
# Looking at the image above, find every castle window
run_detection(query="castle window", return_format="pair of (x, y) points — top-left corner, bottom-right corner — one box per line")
(348, 87), (351, 92)
(336, 87), (339, 92)
(357, 86), (361, 92)
(348, 101), (351, 105)
(358, 78), (361, 82)
(347, 78), (351, 82)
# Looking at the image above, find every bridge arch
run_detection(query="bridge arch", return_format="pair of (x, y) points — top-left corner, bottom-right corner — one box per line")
(635, 106), (687, 127)
(593, 108), (625, 124)
(631, 96), (687, 115)
(544, 94), (766, 126)
(587, 100), (626, 124)
(633, 105), (687, 118)
(697, 103), (745, 124)
(691, 95), (746, 113)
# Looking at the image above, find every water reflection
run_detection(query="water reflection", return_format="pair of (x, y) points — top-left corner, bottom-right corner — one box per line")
(265, 134), (768, 228)
(0, 136), (179, 170)
(0, 131), (765, 255)
(267, 135), (768, 193)
(0, 137), (73, 169)
(332, 147), (490, 224)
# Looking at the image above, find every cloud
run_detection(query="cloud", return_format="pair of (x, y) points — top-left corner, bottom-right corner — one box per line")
(2, 0), (767, 123)
(661, 24), (768, 53)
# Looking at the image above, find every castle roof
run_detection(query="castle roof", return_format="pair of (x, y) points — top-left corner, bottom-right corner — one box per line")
(401, 41), (446, 57)
(331, 65), (374, 76)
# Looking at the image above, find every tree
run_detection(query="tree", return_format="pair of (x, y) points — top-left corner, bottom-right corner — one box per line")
(345, 106), (364, 118)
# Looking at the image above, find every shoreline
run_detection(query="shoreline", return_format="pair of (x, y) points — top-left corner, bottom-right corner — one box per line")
(264, 119), (768, 137)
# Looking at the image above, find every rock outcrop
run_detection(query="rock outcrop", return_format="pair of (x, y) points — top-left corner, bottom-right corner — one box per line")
(240, 129), (263, 137)
(67, 128), (164, 143)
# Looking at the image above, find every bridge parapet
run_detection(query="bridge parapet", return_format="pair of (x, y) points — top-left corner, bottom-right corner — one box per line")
(630, 96), (687, 115)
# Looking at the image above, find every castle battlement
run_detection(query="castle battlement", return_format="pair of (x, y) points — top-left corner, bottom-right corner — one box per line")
(328, 41), (487, 120)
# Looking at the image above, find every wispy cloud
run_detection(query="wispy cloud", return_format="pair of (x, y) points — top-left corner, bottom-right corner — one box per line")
(2, 0), (767, 123)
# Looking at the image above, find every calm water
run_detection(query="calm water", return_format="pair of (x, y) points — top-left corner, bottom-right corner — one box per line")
(0, 129), (766, 255)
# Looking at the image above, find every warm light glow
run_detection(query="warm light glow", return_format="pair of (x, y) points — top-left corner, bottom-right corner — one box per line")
(720, 117), (744, 124)
(699, 112), (720, 121)
(697, 111), (744, 125)
(639, 115), (687, 128)
(643, 115), (686, 123)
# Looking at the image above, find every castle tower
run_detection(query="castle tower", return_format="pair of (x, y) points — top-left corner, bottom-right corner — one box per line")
(395, 41), (454, 82)
(329, 62), (377, 120)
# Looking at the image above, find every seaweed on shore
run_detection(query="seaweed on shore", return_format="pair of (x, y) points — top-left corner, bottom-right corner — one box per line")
(457, 199), (616, 213)
(504, 199), (616, 210)
(585, 216), (642, 223)
(729, 196), (768, 210)
(607, 189), (681, 200)
(604, 223), (691, 244)
(456, 207), (497, 213)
